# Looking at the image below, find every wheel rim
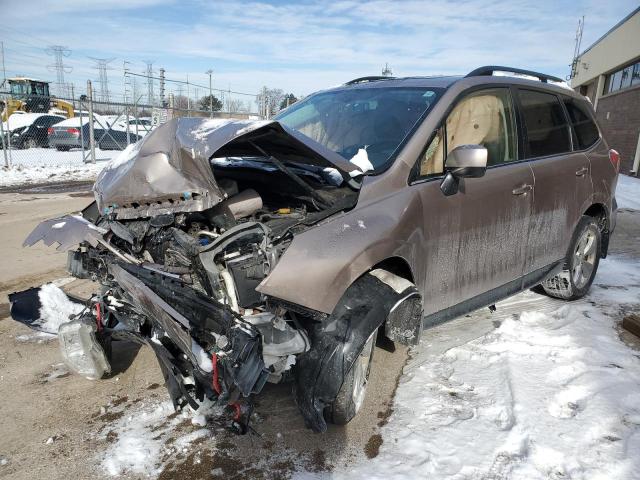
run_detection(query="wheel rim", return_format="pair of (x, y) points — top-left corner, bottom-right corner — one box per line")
(25, 138), (36, 149)
(571, 228), (597, 289)
(352, 331), (376, 412)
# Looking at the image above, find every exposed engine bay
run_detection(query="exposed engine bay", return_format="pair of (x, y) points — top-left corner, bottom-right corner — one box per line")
(9, 118), (371, 433)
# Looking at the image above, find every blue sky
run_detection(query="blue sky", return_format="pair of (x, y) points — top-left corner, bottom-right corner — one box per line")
(0, 0), (637, 105)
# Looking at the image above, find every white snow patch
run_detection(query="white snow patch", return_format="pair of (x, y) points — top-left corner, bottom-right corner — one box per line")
(100, 399), (220, 477)
(191, 338), (213, 373)
(322, 167), (344, 185)
(1, 148), (116, 187)
(343, 255), (640, 480)
(37, 283), (84, 334)
(349, 148), (374, 174)
(617, 174), (640, 210)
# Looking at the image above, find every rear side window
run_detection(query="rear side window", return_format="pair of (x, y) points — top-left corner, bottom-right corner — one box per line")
(563, 99), (599, 150)
(518, 90), (571, 158)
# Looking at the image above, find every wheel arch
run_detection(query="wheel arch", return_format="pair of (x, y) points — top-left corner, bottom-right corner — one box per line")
(583, 202), (610, 257)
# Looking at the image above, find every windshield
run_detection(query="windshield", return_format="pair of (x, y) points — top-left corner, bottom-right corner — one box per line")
(275, 86), (442, 171)
(9, 82), (28, 96)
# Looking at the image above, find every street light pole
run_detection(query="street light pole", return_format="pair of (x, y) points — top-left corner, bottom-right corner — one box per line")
(206, 69), (213, 118)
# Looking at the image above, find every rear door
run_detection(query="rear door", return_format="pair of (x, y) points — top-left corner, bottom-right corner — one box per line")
(413, 87), (534, 315)
(517, 89), (593, 274)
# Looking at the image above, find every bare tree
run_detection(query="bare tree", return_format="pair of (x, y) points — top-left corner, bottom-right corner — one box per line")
(256, 87), (285, 118)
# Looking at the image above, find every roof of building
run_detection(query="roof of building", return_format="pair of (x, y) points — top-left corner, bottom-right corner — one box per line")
(579, 7), (640, 58)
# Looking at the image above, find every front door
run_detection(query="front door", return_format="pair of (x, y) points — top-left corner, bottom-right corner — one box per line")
(414, 87), (534, 316)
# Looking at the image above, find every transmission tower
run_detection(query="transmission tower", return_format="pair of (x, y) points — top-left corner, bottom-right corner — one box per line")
(144, 61), (154, 106)
(382, 63), (393, 77)
(46, 45), (72, 97)
(89, 57), (115, 103)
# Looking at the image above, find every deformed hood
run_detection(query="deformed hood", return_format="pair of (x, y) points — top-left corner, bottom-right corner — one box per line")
(93, 118), (361, 219)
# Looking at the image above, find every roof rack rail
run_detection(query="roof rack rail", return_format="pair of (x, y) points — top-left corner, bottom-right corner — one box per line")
(465, 66), (563, 84)
(345, 76), (396, 85)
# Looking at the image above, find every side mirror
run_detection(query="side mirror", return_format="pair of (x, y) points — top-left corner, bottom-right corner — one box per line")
(440, 144), (488, 196)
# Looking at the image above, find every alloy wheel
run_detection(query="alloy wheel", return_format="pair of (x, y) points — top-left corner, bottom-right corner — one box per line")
(572, 228), (597, 289)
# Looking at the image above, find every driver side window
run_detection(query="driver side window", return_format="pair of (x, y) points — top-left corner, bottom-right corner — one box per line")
(417, 88), (517, 178)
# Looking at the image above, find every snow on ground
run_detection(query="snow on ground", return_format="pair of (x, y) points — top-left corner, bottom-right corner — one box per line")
(340, 255), (640, 480)
(93, 256), (640, 479)
(617, 174), (640, 210)
(0, 148), (115, 187)
(100, 399), (221, 477)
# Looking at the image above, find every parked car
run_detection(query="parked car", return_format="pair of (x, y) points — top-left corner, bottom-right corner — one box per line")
(10, 66), (619, 434)
(48, 116), (108, 151)
(2, 113), (65, 149)
(97, 130), (143, 150)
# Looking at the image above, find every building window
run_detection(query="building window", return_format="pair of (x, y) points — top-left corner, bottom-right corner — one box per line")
(604, 59), (640, 94)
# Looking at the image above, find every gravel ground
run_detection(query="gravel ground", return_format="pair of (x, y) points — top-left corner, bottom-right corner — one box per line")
(0, 188), (638, 479)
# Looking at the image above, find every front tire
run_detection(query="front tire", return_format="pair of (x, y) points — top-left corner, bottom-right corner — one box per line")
(326, 330), (377, 425)
(542, 216), (601, 300)
(23, 137), (37, 149)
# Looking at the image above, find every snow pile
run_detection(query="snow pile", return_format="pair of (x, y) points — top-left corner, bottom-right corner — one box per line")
(37, 283), (85, 334)
(617, 174), (640, 210)
(345, 256), (640, 480)
(1, 148), (116, 187)
(101, 399), (221, 477)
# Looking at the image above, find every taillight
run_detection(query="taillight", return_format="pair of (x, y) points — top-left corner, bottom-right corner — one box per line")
(609, 149), (620, 173)
(47, 127), (54, 135)
(67, 128), (80, 136)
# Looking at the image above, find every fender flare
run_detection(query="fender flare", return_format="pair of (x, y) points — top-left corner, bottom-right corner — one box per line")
(294, 269), (421, 432)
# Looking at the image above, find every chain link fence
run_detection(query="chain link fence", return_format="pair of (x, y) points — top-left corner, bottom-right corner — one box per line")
(1, 82), (260, 186)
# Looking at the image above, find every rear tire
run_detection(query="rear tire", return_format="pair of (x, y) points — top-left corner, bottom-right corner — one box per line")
(23, 137), (37, 149)
(541, 216), (601, 300)
(56, 146), (70, 152)
(326, 330), (377, 425)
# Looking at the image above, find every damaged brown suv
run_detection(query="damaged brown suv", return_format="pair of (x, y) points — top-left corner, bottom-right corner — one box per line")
(10, 66), (620, 433)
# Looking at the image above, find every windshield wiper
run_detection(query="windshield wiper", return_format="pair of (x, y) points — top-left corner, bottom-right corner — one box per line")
(249, 141), (331, 209)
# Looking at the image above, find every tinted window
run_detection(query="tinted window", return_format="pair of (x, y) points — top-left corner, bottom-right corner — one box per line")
(275, 87), (442, 171)
(519, 90), (571, 158)
(563, 99), (599, 150)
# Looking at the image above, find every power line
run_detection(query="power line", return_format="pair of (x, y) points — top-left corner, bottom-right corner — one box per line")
(124, 70), (256, 97)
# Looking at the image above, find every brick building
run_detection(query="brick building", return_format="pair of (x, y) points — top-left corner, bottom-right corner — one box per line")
(570, 7), (640, 176)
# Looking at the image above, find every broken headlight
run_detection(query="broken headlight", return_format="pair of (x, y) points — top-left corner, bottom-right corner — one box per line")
(58, 317), (111, 380)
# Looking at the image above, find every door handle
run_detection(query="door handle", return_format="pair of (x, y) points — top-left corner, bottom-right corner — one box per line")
(512, 184), (533, 196)
(575, 166), (589, 177)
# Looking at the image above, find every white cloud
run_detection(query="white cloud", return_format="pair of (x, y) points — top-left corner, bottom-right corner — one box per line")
(0, 0), (637, 100)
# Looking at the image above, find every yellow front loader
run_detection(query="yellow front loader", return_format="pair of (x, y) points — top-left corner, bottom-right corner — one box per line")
(1, 77), (74, 121)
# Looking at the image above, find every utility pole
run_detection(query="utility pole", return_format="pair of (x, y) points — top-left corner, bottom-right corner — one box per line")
(569, 16), (585, 80)
(186, 75), (190, 115)
(159, 68), (165, 107)
(87, 80), (96, 164)
(46, 45), (72, 97)
(0, 42), (6, 90)
(206, 69), (213, 118)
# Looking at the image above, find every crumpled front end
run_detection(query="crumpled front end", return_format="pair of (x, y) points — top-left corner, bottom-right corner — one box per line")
(9, 118), (365, 432)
